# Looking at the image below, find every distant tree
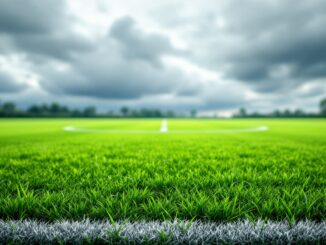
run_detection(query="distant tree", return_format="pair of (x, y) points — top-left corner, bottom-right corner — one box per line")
(166, 110), (175, 118)
(40, 104), (50, 114)
(61, 105), (69, 114)
(251, 111), (264, 118)
(71, 109), (82, 117)
(294, 109), (304, 117)
(320, 98), (326, 116)
(130, 110), (139, 118)
(140, 108), (150, 117)
(28, 105), (42, 114)
(272, 110), (281, 117)
(83, 106), (96, 117)
(50, 102), (61, 114)
(239, 107), (247, 117)
(190, 109), (197, 118)
(106, 110), (115, 117)
(283, 109), (292, 117)
(120, 106), (129, 117)
(2, 102), (16, 115)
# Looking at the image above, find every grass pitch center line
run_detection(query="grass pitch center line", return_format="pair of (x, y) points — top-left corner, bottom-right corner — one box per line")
(160, 119), (168, 133)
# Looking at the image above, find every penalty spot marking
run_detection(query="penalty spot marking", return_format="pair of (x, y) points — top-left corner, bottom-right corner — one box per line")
(64, 119), (269, 134)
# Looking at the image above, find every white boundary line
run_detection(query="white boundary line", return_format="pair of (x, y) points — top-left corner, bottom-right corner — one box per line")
(169, 126), (269, 133)
(0, 219), (325, 244)
(63, 126), (160, 134)
(64, 119), (270, 134)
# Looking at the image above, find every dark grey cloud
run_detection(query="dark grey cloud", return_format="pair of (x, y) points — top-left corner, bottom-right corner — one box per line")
(0, 0), (66, 34)
(36, 17), (199, 100)
(38, 55), (195, 100)
(110, 16), (176, 66)
(226, 24), (326, 86)
(0, 72), (26, 93)
(11, 33), (93, 61)
(171, 0), (326, 93)
(0, 0), (93, 61)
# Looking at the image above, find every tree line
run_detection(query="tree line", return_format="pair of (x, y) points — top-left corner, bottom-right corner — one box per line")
(234, 98), (326, 118)
(0, 98), (325, 118)
(0, 101), (186, 118)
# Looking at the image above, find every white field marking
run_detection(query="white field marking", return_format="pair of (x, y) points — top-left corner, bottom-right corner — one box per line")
(169, 126), (270, 133)
(63, 125), (270, 134)
(160, 119), (168, 133)
(63, 126), (159, 134)
(0, 219), (325, 244)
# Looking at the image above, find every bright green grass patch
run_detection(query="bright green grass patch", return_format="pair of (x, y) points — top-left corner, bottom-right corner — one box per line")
(0, 119), (325, 222)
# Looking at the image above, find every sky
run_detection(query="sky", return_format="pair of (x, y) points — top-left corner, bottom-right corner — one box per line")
(0, 0), (325, 116)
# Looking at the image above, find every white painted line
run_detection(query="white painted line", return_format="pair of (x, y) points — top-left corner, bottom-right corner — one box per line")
(160, 119), (168, 133)
(64, 125), (270, 134)
(169, 126), (270, 133)
(0, 219), (324, 244)
(63, 126), (159, 134)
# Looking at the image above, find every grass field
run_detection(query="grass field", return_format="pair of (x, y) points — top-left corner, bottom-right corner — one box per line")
(0, 118), (325, 222)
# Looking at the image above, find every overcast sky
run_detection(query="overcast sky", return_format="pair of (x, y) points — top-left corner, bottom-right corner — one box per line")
(0, 0), (325, 115)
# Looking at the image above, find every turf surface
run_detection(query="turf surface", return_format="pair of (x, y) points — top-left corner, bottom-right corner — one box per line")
(0, 119), (325, 222)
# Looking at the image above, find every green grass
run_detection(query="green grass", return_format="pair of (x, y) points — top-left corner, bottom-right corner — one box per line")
(0, 118), (325, 222)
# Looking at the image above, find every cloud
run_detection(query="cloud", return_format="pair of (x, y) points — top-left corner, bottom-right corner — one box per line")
(36, 17), (199, 100)
(38, 56), (195, 100)
(0, 71), (26, 93)
(171, 0), (326, 93)
(0, 0), (325, 112)
(0, 0), (66, 34)
(0, 0), (93, 61)
(109, 16), (177, 66)
(12, 33), (93, 61)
